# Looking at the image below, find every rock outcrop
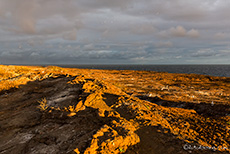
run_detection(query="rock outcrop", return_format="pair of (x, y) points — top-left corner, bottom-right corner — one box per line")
(0, 65), (229, 154)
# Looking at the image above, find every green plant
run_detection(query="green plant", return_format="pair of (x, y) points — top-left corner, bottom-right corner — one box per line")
(119, 147), (125, 153)
(144, 104), (150, 109)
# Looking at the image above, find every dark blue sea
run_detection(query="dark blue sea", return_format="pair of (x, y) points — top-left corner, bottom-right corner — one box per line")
(57, 65), (230, 77)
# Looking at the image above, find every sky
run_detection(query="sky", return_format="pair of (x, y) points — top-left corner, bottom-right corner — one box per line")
(0, 0), (230, 64)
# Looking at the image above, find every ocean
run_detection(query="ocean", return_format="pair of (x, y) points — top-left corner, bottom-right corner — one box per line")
(58, 64), (230, 77)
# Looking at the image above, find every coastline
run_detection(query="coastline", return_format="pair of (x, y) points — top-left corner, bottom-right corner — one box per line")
(2, 64), (230, 77)
(0, 65), (229, 153)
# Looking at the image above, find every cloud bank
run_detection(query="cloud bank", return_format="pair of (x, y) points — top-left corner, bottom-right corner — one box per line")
(0, 0), (230, 64)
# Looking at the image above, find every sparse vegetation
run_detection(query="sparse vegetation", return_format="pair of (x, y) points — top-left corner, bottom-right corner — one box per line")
(119, 147), (125, 153)
(37, 98), (48, 111)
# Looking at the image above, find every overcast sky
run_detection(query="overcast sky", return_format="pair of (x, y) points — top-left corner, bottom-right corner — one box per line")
(0, 0), (230, 64)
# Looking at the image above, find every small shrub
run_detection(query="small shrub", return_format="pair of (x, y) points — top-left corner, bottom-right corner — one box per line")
(119, 147), (125, 153)
(38, 98), (48, 111)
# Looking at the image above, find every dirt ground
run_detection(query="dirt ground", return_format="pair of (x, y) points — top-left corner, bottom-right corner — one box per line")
(0, 65), (229, 154)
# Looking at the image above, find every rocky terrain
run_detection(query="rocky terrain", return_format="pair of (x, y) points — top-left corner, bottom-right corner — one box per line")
(0, 65), (229, 154)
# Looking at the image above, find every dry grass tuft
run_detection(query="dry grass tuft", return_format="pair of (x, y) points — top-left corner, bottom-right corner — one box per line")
(37, 98), (48, 111)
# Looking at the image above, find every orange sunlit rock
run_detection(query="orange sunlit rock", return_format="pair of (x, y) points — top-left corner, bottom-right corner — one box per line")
(0, 65), (229, 153)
